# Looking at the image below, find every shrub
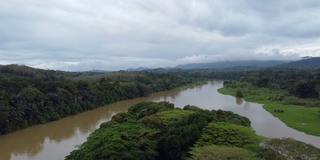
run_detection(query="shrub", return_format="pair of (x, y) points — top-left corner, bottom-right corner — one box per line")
(263, 138), (320, 160)
(195, 122), (261, 148)
(236, 89), (244, 97)
(188, 145), (259, 160)
(66, 122), (159, 160)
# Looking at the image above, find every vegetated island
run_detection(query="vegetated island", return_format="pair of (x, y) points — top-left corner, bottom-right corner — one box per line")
(65, 101), (320, 160)
(218, 80), (320, 136)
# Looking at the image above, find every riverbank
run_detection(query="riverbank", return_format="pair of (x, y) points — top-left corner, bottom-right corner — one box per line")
(218, 85), (320, 136)
(2, 81), (320, 160)
(177, 80), (208, 89)
(0, 65), (208, 135)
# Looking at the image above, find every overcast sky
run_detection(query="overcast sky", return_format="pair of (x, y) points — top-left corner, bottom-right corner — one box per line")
(1, 0), (320, 71)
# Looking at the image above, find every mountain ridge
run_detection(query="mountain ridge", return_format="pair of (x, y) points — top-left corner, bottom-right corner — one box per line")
(280, 57), (320, 68)
(175, 60), (292, 69)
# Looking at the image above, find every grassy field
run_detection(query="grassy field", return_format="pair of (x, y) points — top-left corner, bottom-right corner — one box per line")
(218, 86), (320, 136)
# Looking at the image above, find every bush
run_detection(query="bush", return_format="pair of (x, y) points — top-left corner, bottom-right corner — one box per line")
(188, 145), (259, 160)
(194, 122), (261, 148)
(128, 101), (174, 119)
(66, 122), (159, 160)
(236, 89), (244, 97)
(245, 145), (286, 160)
(263, 138), (320, 160)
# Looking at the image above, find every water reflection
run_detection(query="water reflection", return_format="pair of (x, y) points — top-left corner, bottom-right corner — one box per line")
(243, 101), (251, 111)
(0, 81), (319, 160)
(0, 107), (116, 160)
(236, 97), (243, 105)
(158, 89), (181, 101)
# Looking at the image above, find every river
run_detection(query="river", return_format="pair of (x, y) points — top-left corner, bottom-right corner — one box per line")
(0, 81), (319, 160)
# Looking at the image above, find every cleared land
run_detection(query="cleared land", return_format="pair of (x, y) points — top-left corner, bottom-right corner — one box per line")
(218, 86), (320, 136)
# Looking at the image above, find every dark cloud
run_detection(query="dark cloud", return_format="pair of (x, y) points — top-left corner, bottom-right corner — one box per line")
(0, 0), (319, 71)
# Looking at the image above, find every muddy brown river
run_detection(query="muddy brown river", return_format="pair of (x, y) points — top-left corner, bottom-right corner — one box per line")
(0, 81), (319, 160)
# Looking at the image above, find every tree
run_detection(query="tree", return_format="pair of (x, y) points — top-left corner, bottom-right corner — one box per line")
(66, 122), (159, 160)
(236, 89), (244, 97)
(263, 138), (320, 160)
(188, 145), (259, 160)
(0, 91), (10, 133)
(315, 84), (320, 98)
(21, 86), (44, 103)
(245, 145), (286, 160)
(158, 111), (214, 160)
(127, 101), (173, 119)
(0, 64), (209, 135)
(0, 105), (10, 134)
(294, 81), (317, 98)
(195, 122), (261, 148)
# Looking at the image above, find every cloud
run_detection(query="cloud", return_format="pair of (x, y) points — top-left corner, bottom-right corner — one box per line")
(0, 0), (319, 71)
(26, 56), (174, 71)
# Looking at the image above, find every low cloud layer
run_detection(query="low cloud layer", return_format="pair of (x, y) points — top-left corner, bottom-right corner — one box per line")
(1, 0), (320, 71)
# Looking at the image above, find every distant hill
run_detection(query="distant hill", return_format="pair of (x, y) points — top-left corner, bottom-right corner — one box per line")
(280, 57), (320, 68)
(175, 60), (291, 70)
(0, 64), (65, 79)
(126, 67), (149, 71)
(88, 69), (109, 73)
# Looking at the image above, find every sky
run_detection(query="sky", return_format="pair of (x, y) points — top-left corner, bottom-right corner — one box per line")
(1, 0), (320, 71)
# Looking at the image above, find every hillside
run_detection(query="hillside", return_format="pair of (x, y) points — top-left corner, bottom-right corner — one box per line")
(280, 57), (320, 68)
(175, 60), (290, 70)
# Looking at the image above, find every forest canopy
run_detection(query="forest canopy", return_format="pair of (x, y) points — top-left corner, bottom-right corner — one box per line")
(66, 101), (320, 160)
(0, 65), (205, 134)
(1, 64), (320, 136)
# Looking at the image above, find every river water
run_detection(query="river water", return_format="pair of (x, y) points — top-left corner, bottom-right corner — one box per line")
(0, 81), (319, 160)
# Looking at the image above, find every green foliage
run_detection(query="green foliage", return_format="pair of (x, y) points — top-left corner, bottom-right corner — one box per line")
(110, 112), (135, 123)
(21, 86), (44, 102)
(219, 80), (320, 136)
(128, 101), (174, 119)
(263, 138), (320, 160)
(66, 122), (159, 160)
(156, 109), (251, 160)
(188, 145), (259, 160)
(245, 145), (286, 160)
(218, 67), (320, 99)
(139, 109), (194, 129)
(154, 109), (194, 125)
(263, 103), (320, 136)
(183, 105), (203, 111)
(3, 63), (320, 136)
(0, 105), (10, 129)
(214, 109), (252, 127)
(236, 89), (244, 97)
(138, 114), (163, 129)
(0, 64), (204, 135)
(66, 102), (319, 160)
(294, 80), (319, 98)
(195, 122), (261, 148)
(99, 112), (136, 128)
(154, 110), (218, 159)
